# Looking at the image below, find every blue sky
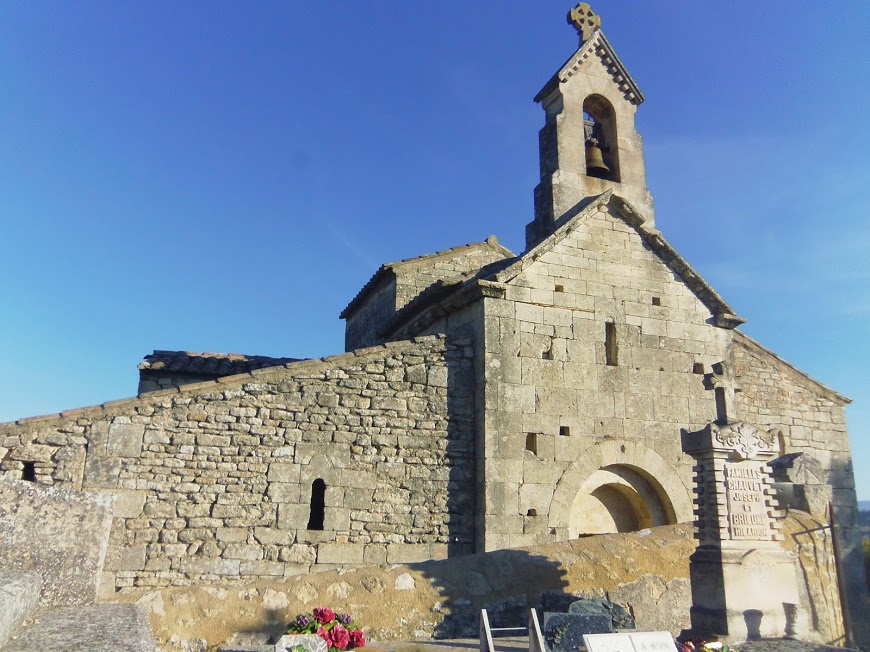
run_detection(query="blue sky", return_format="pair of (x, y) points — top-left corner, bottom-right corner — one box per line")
(1, 2), (868, 500)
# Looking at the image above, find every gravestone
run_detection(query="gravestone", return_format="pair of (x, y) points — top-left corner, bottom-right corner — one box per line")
(582, 631), (678, 652)
(628, 631), (678, 652)
(581, 633), (634, 652)
(542, 599), (635, 652)
(682, 420), (801, 641)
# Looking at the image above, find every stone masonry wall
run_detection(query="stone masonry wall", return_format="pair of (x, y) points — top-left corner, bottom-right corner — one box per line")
(0, 335), (476, 593)
(344, 276), (397, 352)
(480, 204), (733, 551)
(393, 245), (509, 311)
(345, 242), (510, 352)
(731, 332), (870, 642)
(732, 333), (853, 520)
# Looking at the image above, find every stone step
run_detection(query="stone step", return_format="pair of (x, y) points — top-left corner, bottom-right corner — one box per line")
(0, 572), (42, 650)
(0, 604), (156, 652)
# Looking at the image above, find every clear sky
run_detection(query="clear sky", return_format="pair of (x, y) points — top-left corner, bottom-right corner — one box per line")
(1, 2), (868, 500)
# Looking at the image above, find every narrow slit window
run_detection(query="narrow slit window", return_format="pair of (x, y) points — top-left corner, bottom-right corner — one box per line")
(307, 478), (326, 530)
(525, 433), (538, 455)
(21, 461), (36, 483)
(605, 322), (618, 366)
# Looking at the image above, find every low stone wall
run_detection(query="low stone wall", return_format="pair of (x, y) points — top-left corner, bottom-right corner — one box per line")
(0, 335), (476, 593)
(116, 517), (844, 652)
(118, 524), (698, 652)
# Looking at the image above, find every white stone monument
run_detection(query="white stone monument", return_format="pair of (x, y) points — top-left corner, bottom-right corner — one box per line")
(682, 419), (801, 641)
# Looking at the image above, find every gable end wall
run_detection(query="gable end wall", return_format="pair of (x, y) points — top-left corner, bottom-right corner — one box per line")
(480, 205), (733, 551)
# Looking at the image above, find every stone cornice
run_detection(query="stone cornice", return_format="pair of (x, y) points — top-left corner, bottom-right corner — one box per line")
(534, 31), (644, 106)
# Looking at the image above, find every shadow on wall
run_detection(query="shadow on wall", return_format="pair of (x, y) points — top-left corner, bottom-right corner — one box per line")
(442, 342), (477, 558)
(413, 548), (569, 639)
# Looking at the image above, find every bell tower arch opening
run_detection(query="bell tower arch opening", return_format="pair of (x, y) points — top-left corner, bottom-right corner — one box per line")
(583, 95), (620, 182)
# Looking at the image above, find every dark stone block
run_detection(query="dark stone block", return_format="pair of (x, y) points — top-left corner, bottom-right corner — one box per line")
(543, 612), (614, 652)
(569, 599), (635, 631)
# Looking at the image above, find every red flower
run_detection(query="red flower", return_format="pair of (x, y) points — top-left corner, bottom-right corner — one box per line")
(314, 608), (336, 625)
(349, 629), (366, 648)
(317, 627), (331, 645)
(331, 625), (350, 650)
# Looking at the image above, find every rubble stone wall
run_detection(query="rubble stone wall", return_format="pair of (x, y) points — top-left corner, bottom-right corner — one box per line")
(0, 335), (476, 593)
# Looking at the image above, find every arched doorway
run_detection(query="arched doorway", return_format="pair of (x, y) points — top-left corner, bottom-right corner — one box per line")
(548, 441), (693, 541)
(568, 464), (676, 537)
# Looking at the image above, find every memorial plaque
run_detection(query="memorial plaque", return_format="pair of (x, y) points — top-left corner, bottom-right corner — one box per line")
(629, 631), (678, 652)
(723, 462), (772, 540)
(582, 633), (634, 652)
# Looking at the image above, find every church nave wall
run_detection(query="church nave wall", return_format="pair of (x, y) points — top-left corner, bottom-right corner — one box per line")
(0, 335), (477, 593)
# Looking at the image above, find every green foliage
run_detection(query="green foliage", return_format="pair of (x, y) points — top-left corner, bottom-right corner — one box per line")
(863, 538), (870, 592)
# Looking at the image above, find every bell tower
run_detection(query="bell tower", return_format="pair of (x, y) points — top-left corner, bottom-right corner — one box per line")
(526, 3), (654, 249)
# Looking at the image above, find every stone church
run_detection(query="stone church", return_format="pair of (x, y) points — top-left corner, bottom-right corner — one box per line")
(1, 2), (866, 640)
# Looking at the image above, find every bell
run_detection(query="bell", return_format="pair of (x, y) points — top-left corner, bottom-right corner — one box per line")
(585, 143), (610, 179)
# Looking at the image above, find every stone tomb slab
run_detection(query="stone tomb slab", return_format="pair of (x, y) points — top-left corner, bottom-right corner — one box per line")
(628, 632), (678, 652)
(543, 612), (613, 652)
(582, 633), (634, 652)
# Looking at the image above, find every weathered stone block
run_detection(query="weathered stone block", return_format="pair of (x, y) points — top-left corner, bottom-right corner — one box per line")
(110, 490), (147, 518)
(83, 456), (121, 489)
(268, 462), (301, 483)
(107, 423), (145, 457)
(277, 503), (309, 529)
(104, 544), (147, 571)
(222, 545), (264, 561)
(279, 544), (317, 564)
(0, 479), (114, 606)
(178, 558), (240, 576)
(267, 483), (301, 503)
(216, 528), (248, 543)
(240, 560), (284, 576)
(317, 543), (364, 564)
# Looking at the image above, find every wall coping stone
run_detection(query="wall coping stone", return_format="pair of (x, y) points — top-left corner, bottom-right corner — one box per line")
(0, 334), (452, 429)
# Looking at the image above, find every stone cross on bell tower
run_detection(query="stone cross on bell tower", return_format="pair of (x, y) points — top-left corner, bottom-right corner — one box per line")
(527, 3), (655, 250)
(567, 3), (601, 44)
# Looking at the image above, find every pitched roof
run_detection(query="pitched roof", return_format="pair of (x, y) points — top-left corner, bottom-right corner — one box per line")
(339, 236), (514, 319)
(138, 350), (301, 377)
(384, 192), (746, 339)
(493, 191), (745, 328)
(534, 31), (644, 106)
(732, 331), (850, 405)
